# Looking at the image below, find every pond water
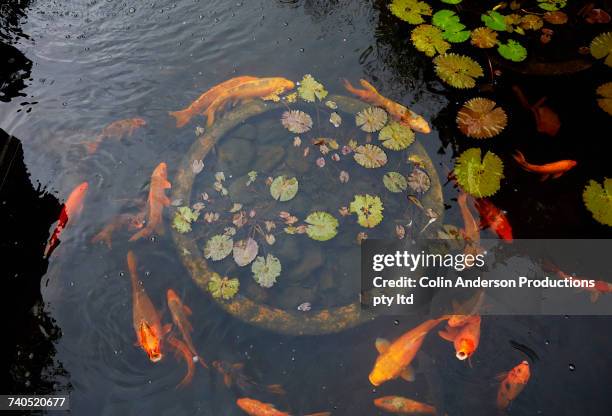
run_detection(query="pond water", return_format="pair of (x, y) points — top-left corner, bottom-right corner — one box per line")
(2, 0), (612, 415)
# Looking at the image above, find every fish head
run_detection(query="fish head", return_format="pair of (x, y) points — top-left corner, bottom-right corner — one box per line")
(167, 288), (179, 303)
(236, 398), (266, 413)
(133, 118), (147, 127)
(510, 360), (530, 383)
(455, 338), (476, 360)
(139, 322), (163, 362)
(276, 78), (295, 92)
(155, 162), (168, 177)
(401, 112), (431, 134)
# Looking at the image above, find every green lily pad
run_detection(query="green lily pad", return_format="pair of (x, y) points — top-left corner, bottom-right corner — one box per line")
(251, 254), (282, 288)
(497, 39), (527, 62)
(383, 172), (408, 193)
(537, 0), (566, 11)
(432, 9), (470, 43)
(270, 175), (299, 202)
(172, 206), (199, 234)
(379, 121), (415, 150)
(204, 234), (234, 261)
(389, 0), (432, 25)
(583, 178), (612, 226)
(454, 148), (504, 197)
(349, 194), (384, 228)
(481, 11), (507, 31)
(298, 74), (328, 102)
(305, 211), (339, 241)
(411, 24), (450, 57)
(208, 273), (240, 300)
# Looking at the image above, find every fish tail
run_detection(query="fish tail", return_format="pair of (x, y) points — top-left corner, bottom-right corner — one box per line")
(169, 109), (191, 128)
(91, 229), (112, 248)
(85, 140), (99, 154)
(265, 384), (286, 395)
(512, 151), (529, 170)
(359, 78), (377, 92)
(512, 85), (531, 109)
(341, 78), (357, 94)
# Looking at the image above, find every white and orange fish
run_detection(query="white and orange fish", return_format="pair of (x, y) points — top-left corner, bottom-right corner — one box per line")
(439, 315), (481, 361)
(497, 360), (531, 409)
(130, 162), (171, 241)
(374, 396), (438, 415)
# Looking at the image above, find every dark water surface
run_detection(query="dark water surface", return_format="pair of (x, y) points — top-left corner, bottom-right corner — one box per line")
(2, 0), (612, 415)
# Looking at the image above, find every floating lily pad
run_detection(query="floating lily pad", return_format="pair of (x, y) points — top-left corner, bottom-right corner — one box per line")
(590, 32), (612, 68)
(350, 194), (384, 228)
(389, 0), (432, 25)
(204, 234), (234, 261)
(433, 53), (484, 89)
(432, 9), (470, 43)
(379, 121), (415, 150)
(172, 206), (199, 234)
(233, 238), (259, 266)
(454, 148), (504, 197)
(383, 172), (408, 193)
(298, 74), (328, 102)
(356, 107), (388, 132)
(520, 14), (543, 30)
(354, 144), (388, 168)
(305, 211), (339, 241)
(270, 176), (299, 202)
(596, 82), (612, 115)
(497, 39), (527, 62)
(252, 254), (282, 288)
(583, 178), (612, 226)
(456, 97), (507, 139)
(281, 110), (313, 133)
(537, 0), (566, 11)
(208, 273), (240, 300)
(407, 168), (431, 193)
(411, 24), (450, 57)
(481, 10), (506, 31)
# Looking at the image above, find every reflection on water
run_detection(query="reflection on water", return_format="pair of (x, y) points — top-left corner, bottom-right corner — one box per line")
(1, 0), (611, 415)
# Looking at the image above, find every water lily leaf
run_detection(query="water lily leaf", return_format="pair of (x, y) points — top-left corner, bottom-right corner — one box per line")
(481, 11), (507, 31)
(354, 144), (388, 168)
(432, 9), (470, 43)
(208, 273), (240, 300)
(444, 28), (470, 43)
(389, 0), (432, 25)
(543, 11), (568, 24)
(583, 178), (612, 226)
(590, 32), (612, 68)
(454, 148), (504, 197)
(470, 27), (498, 49)
(433, 53), (484, 89)
(270, 176), (299, 202)
(407, 168), (431, 193)
(456, 97), (507, 139)
(497, 39), (527, 62)
(281, 110), (313, 133)
(441, 0), (461, 3)
(379, 121), (415, 150)
(411, 24), (450, 57)
(356, 107), (388, 132)
(537, 0), (566, 11)
(298, 74), (328, 102)
(204, 234), (234, 261)
(172, 206), (199, 234)
(305, 211), (339, 241)
(247, 170), (257, 186)
(520, 14), (543, 30)
(251, 254), (282, 288)
(596, 82), (612, 115)
(233, 238), (259, 267)
(383, 172), (408, 193)
(350, 194), (384, 228)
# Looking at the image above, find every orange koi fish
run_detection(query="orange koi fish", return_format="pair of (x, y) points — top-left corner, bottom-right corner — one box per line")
(91, 211), (146, 248)
(236, 398), (330, 416)
(213, 361), (285, 395)
(438, 315), (481, 361)
(547, 264), (612, 303)
(44, 181), (89, 258)
(166, 289), (207, 368)
(86, 118), (146, 154)
(457, 192), (482, 257)
(169, 76), (259, 128)
(497, 360), (531, 409)
(166, 334), (196, 388)
(374, 396), (438, 415)
(127, 251), (167, 362)
(205, 77), (295, 126)
(129, 162), (171, 241)
(342, 79), (430, 134)
(474, 199), (513, 242)
(513, 150), (577, 180)
(512, 85), (560, 136)
(369, 317), (447, 386)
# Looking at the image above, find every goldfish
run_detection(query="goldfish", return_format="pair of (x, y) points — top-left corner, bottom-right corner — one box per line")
(205, 77), (295, 126)
(86, 118), (146, 154)
(457, 192), (482, 257)
(342, 79), (430, 134)
(213, 360), (285, 395)
(236, 398), (329, 416)
(166, 289), (207, 368)
(547, 264), (612, 303)
(373, 396), (438, 415)
(512, 85), (560, 136)
(369, 317), (447, 386)
(438, 315), (481, 361)
(91, 211), (146, 248)
(44, 181), (89, 258)
(166, 334), (196, 387)
(169, 76), (259, 128)
(497, 360), (531, 409)
(129, 162), (172, 241)
(127, 251), (168, 362)
(474, 199), (513, 242)
(513, 150), (577, 180)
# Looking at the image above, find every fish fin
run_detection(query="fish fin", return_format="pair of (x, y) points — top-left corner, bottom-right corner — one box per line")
(266, 384), (286, 395)
(590, 292), (600, 303)
(400, 365), (416, 382)
(539, 174), (550, 181)
(163, 179), (172, 190)
(162, 323), (172, 335)
(232, 363), (245, 370)
(512, 151), (528, 170)
(495, 372), (508, 381)
(91, 230), (112, 248)
(169, 110), (191, 128)
(375, 338), (390, 354)
(438, 327), (459, 342)
(551, 172), (564, 179)
(183, 305), (193, 316)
